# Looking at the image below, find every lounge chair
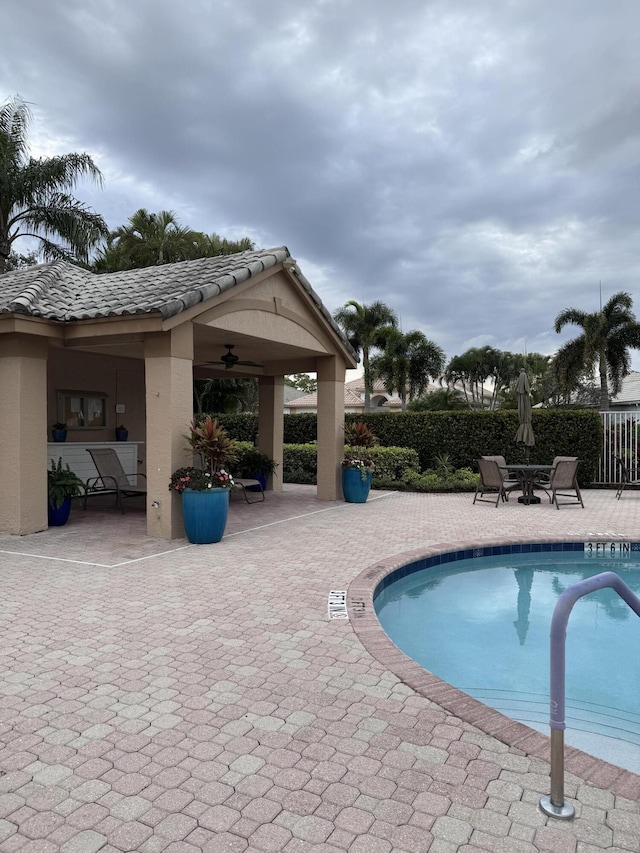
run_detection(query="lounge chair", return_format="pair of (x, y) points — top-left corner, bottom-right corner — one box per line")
(615, 456), (640, 499)
(474, 458), (512, 506)
(546, 459), (583, 509)
(232, 477), (265, 503)
(84, 448), (147, 512)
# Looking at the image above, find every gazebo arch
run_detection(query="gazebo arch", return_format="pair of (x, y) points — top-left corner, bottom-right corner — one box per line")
(0, 247), (357, 538)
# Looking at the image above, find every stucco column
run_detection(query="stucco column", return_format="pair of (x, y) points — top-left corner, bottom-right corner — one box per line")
(258, 376), (284, 492)
(0, 334), (48, 534)
(144, 326), (193, 539)
(316, 356), (346, 500)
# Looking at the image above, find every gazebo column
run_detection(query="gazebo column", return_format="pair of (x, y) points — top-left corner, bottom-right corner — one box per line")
(316, 356), (346, 500)
(0, 334), (48, 534)
(258, 376), (284, 492)
(145, 326), (193, 540)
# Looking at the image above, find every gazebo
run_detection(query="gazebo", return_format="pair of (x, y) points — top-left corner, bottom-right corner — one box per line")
(0, 247), (357, 539)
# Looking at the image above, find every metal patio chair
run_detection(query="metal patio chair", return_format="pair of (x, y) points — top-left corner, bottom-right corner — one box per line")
(231, 477), (265, 504)
(547, 458), (583, 510)
(615, 456), (640, 499)
(84, 448), (147, 512)
(480, 455), (521, 496)
(536, 456), (578, 501)
(473, 458), (512, 507)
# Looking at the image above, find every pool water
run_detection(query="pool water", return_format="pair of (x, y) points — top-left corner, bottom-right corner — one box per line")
(375, 551), (640, 772)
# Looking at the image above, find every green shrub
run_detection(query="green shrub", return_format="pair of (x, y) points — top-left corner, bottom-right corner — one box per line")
(401, 466), (479, 493)
(282, 444), (317, 483)
(281, 443), (419, 484)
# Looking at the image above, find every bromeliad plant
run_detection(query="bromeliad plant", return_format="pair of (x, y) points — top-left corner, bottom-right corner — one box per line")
(185, 416), (237, 474)
(344, 421), (379, 447)
(169, 417), (237, 492)
(343, 422), (377, 480)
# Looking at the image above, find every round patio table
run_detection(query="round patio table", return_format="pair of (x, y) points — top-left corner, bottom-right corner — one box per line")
(502, 464), (555, 505)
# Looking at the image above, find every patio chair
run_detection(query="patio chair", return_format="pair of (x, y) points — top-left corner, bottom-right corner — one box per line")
(481, 455), (521, 495)
(536, 456), (578, 501)
(546, 459), (583, 510)
(232, 477), (265, 504)
(615, 456), (640, 499)
(84, 448), (147, 512)
(473, 458), (512, 507)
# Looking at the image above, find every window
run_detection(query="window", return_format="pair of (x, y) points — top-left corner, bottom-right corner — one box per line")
(57, 391), (107, 429)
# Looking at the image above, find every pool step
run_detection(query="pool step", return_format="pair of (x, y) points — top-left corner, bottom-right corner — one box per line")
(466, 688), (640, 745)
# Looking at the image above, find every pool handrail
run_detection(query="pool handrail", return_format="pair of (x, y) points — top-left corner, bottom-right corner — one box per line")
(540, 571), (640, 820)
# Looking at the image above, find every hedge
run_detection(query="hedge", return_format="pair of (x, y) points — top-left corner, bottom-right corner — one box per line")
(214, 409), (602, 487)
(281, 444), (420, 484)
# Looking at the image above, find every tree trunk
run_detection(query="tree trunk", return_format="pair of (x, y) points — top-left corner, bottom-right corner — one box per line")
(599, 350), (609, 410)
(363, 347), (371, 413)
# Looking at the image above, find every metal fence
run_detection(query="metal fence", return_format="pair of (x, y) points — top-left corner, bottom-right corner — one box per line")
(598, 411), (640, 484)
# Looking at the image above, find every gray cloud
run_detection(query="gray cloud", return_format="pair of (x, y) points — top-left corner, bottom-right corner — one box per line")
(3, 0), (640, 365)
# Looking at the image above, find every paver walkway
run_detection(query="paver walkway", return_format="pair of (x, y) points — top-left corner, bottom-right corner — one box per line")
(0, 486), (640, 852)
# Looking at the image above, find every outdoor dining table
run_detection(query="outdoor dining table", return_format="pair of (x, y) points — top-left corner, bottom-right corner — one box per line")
(502, 463), (555, 505)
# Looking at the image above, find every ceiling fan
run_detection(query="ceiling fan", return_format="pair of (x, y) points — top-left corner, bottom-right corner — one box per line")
(201, 344), (264, 370)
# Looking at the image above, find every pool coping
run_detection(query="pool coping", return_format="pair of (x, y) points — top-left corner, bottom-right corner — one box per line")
(347, 534), (640, 799)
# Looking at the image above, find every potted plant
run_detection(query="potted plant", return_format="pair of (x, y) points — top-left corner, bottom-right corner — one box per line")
(238, 448), (278, 492)
(48, 458), (85, 526)
(169, 416), (237, 544)
(51, 422), (68, 442)
(115, 424), (128, 441)
(342, 422), (378, 503)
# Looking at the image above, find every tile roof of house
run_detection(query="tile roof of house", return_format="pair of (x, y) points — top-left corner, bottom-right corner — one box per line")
(345, 376), (388, 392)
(0, 248), (355, 356)
(611, 371), (640, 404)
(286, 387), (364, 409)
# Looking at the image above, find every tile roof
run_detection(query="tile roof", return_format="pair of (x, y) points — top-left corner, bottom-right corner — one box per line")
(0, 248), (355, 356)
(611, 371), (640, 404)
(286, 387), (364, 409)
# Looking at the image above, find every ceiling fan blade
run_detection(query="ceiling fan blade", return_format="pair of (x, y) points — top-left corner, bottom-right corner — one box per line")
(196, 345), (263, 369)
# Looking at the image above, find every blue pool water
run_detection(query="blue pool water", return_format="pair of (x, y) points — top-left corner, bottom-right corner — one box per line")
(375, 550), (640, 772)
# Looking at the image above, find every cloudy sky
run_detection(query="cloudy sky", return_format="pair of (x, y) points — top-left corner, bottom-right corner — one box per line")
(3, 0), (640, 367)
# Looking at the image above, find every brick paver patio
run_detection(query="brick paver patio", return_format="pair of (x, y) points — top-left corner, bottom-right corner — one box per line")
(1, 486), (639, 852)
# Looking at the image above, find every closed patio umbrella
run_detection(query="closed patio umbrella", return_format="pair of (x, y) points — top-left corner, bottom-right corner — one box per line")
(515, 369), (535, 459)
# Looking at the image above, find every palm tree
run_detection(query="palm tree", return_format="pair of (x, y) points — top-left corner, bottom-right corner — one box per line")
(371, 329), (445, 412)
(94, 208), (197, 271)
(407, 387), (467, 412)
(554, 292), (640, 410)
(332, 300), (398, 412)
(194, 377), (258, 415)
(94, 210), (255, 272)
(0, 96), (108, 273)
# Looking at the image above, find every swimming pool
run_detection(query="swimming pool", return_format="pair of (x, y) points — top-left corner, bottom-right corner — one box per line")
(373, 544), (640, 773)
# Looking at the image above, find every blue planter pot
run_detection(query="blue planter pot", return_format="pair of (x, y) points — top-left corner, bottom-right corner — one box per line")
(48, 495), (72, 526)
(51, 428), (67, 443)
(181, 487), (230, 544)
(342, 468), (373, 503)
(115, 429), (128, 442)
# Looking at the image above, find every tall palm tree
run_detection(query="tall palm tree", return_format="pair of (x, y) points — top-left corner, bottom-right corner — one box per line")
(0, 96), (108, 273)
(332, 300), (398, 412)
(371, 328), (445, 412)
(554, 292), (640, 410)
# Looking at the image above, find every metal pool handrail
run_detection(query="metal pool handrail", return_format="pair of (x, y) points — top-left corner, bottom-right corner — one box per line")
(540, 571), (640, 820)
